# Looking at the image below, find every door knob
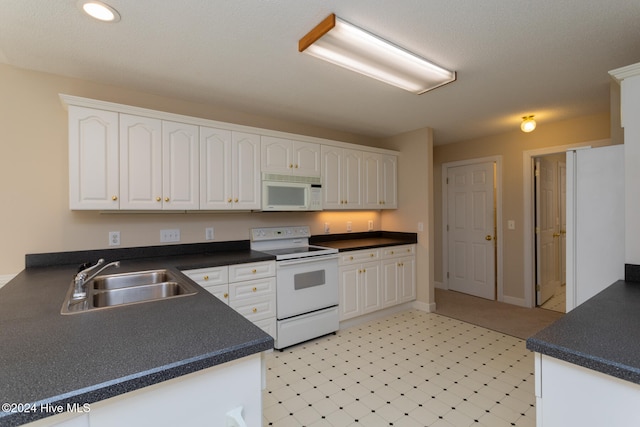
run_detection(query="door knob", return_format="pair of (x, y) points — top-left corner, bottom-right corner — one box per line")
(553, 232), (561, 237)
(485, 235), (493, 241)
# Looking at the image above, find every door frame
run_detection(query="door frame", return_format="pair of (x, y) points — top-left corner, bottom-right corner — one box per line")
(441, 156), (503, 301)
(522, 141), (607, 308)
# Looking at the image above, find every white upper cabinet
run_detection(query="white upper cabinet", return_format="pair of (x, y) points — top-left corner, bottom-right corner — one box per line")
(261, 136), (321, 177)
(120, 115), (198, 210)
(161, 120), (199, 210)
(201, 129), (260, 210)
(233, 132), (261, 210)
(200, 126), (232, 210)
(363, 152), (397, 209)
(68, 106), (120, 210)
(119, 114), (162, 209)
(63, 96), (397, 211)
(322, 146), (363, 209)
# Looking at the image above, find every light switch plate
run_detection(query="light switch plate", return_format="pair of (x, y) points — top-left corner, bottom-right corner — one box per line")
(508, 220), (516, 230)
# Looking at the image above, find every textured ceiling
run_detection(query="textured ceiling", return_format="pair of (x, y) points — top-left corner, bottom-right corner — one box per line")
(1, 1), (639, 144)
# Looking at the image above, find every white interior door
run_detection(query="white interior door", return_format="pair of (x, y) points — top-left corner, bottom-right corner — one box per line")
(559, 161), (567, 286)
(447, 162), (496, 300)
(536, 157), (561, 304)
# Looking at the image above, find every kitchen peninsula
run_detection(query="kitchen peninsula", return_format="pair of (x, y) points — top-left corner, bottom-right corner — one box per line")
(0, 241), (274, 427)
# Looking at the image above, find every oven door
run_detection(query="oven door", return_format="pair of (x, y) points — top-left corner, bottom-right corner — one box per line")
(275, 254), (339, 319)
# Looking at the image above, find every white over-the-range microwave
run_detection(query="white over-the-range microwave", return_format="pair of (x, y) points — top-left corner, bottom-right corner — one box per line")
(261, 173), (322, 211)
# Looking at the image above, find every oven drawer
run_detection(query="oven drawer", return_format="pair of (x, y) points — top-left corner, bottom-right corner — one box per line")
(229, 261), (275, 282)
(230, 277), (276, 301)
(382, 245), (415, 259)
(230, 294), (276, 322)
(182, 266), (228, 286)
(340, 249), (380, 266)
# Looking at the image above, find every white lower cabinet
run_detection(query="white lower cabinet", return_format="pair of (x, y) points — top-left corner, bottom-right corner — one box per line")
(534, 353), (640, 426)
(339, 249), (382, 321)
(23, 353), (263, 427)
(340, 245), (416, 321)
(182, 261), (276, 336)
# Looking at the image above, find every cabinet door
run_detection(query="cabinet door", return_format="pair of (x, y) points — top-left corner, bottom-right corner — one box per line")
(68, 106), (119, 210)
(362, 152), (381, 209)
(339, 265), (361, 320)
(380, 154), (398, 208)
(399, 256), (416, 302)
(162, 121), (199, 210)
(200, 126), (233, 210)
(119, 114), (162, 210)
(342, 149), (362, 208)
(293, 141), (321, 177)
(361, 261), (381, 314)
(232, 132), (261, 210)
(381, 258), (399, 308)
(321, 146), (343, 209)
(261, 136), (292, 175)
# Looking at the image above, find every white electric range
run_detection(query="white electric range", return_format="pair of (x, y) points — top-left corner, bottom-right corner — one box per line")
(251, 226), (339, 349)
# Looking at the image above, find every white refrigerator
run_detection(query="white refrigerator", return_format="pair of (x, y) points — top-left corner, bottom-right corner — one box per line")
(566, 144), (625, 311)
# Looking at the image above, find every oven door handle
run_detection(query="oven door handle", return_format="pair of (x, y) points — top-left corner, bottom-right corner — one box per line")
(277, 254), (339, 267)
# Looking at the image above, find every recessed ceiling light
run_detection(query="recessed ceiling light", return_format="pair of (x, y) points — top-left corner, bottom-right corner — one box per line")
(79, 1), (121, 22)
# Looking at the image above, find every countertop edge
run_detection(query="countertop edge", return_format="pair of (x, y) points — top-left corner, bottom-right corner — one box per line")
(1, 336), (273, 426)
(525, 337), (640, 384)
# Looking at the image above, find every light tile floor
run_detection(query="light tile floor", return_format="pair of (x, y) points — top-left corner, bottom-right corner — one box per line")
(263, 310), (536, 427)
(540, 285), (566, 313)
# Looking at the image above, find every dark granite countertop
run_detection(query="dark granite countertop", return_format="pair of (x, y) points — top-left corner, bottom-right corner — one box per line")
(526, 280), (640, 385)
(0, 241), (275, 426)
(310, 231), (418, 252)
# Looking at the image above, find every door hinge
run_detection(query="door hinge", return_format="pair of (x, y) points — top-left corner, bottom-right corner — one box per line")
(536, 285), (541, 291)
(447, 272), (450, 279)
(446, 224), (449, 232)
(446, 177), (449, 184)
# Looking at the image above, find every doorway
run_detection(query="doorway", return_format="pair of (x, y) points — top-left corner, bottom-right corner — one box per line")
(533, 153), (566, 313)
(442, 157), (503, 301)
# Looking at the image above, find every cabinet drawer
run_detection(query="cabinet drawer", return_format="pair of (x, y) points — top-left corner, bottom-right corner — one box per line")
(182, 266), (228, 286)
(339, 249), (380, 266)
(201, 283), (229, 305)
(382, 245), (415, 259)
(230, 295), (276, 322)
(230, 277), (275, 301)
(229, 261), (275, 282)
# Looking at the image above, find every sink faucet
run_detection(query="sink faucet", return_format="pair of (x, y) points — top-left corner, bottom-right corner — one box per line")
(72, 258), (120, 299)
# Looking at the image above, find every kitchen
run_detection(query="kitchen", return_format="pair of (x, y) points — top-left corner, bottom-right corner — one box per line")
(2, 2), (640, 426)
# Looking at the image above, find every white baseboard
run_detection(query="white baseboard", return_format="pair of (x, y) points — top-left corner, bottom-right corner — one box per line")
(502, 295), (528, 307)
(413, 300), (436, 313)
(0, 274), (17, 291)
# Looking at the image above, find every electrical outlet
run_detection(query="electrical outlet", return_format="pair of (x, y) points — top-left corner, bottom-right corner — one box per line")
(324, 222), (330, 234)
(368, 220), (374, 231)
(346, 221), (352, 232)
(160, 229), (180, 243)
(418, 222), (424, 232)
(205, 227), (215, 240)
(108, 231), (120, 246)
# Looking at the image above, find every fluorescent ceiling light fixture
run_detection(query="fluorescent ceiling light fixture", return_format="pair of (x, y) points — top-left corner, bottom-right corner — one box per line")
(80, 1), (121, 22)
(521, 115), (536, 132)
(299, 14), (456, 94)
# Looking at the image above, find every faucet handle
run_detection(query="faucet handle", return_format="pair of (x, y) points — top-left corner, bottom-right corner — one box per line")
(77, 258), (105, 277)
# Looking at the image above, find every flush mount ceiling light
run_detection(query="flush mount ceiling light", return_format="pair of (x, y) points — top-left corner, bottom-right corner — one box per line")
(298, 14), (456, 94)
(79, 1), (121, 22)
(521, 115), (537, 133)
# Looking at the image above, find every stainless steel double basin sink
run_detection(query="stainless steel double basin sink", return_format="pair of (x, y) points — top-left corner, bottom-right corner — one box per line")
(61, 269), (197, 314)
